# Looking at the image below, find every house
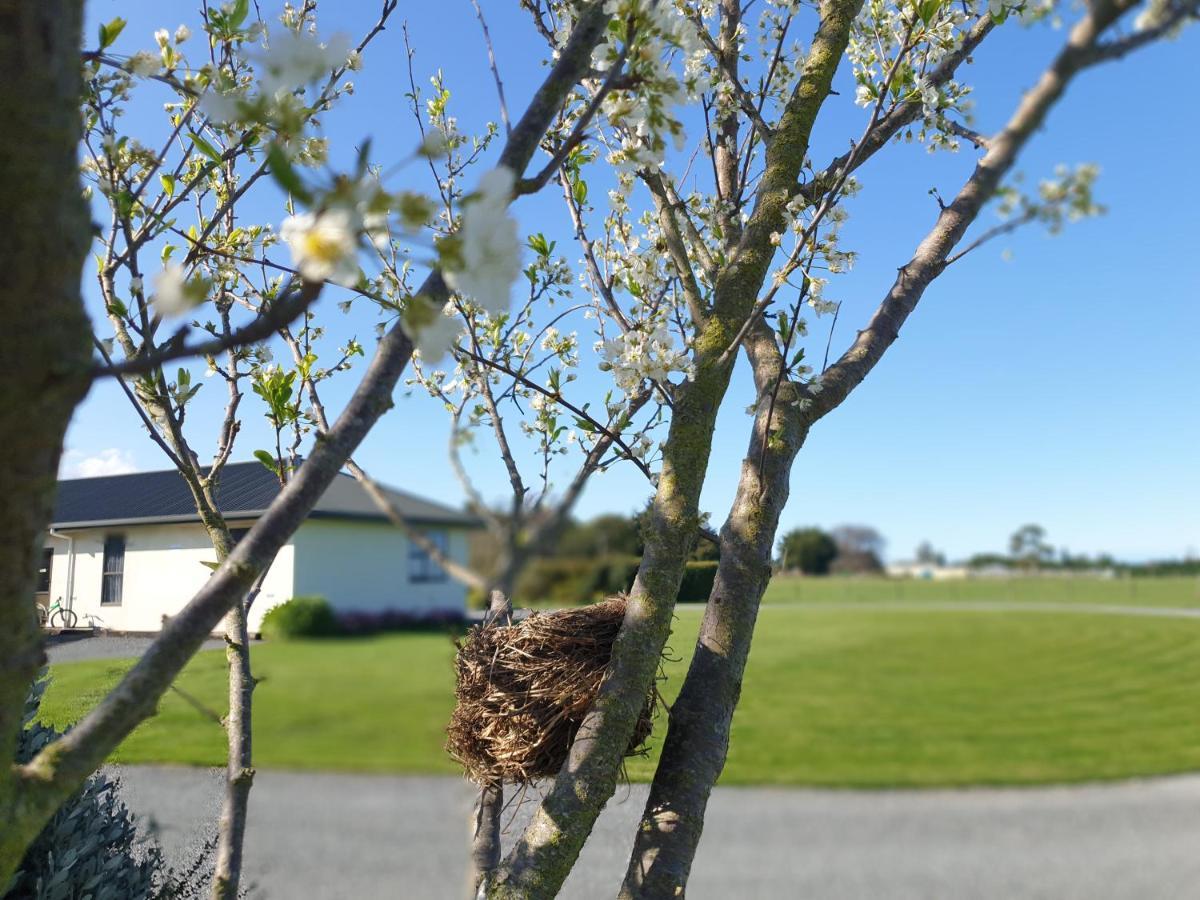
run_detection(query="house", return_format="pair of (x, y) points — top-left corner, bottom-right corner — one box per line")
(885, 561), (970, 580)
(40, 461), (480, 634)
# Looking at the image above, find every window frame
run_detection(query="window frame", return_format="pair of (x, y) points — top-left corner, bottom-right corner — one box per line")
(36, 547), (53, 595)
(100, 534), (125, 606)
(407, 529), (450, 584)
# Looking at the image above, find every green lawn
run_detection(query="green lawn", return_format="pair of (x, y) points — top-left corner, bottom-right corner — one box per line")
(39, 591), (1200, 787)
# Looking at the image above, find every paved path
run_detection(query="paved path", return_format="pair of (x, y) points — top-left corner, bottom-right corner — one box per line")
(45, 634), (226, 663)
(763, 600), (1200, 619)
(110, 765), (1200, 899)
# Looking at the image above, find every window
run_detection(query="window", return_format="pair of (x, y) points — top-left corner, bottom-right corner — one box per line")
(101, 535), (125, 605)
(408, 530), (449, 584)
(36, 548), (53, 594)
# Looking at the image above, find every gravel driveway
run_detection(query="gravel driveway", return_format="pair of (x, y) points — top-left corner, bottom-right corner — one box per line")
(45, 634), (226, 663)
(109, 766), (1200, 899)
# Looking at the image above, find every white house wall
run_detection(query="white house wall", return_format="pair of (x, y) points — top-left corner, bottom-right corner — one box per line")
(290, 519), (469, 614)
(44, 523), (294, 634)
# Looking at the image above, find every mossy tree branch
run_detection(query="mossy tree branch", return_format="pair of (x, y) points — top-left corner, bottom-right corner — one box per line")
(621, 1), (1165, 893)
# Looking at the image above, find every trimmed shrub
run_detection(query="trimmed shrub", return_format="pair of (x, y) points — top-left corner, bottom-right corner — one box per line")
(589, 556), (641, 597)
(509, 556), (718, 606)
(333, 608), (467, 636)
(677, 561), (719, 603)
(514, 558), (598, 607)
(260, 596), (337, 640)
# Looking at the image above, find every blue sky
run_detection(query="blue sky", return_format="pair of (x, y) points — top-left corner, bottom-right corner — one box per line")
(70, 1), (1199, 562)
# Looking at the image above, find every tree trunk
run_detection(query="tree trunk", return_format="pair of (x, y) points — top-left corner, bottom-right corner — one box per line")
(193, 512), (255, 900)
(469, 590), (513, 897)
(621, 326), (807, 896)
(212, 597), (255, 900)
(0, 0), (93, 884)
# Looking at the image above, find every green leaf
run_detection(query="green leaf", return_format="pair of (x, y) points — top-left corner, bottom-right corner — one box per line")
(917, 0), (942, 25)
(199, 560), (221, 571)
(114, 190), (135, 220)
(160, 174), (176, 197)
(572, 178), (588, 205)
(253, 450), (280, 474)
(266, 143), (313, 204)
(187, 131), (222, 164)
(227, 0), (251, 29)
(98, 18), (127, 50)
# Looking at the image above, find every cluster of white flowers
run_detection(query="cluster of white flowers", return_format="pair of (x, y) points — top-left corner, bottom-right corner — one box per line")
(280, 208), (360, 286)
(408, 301), (465, 363)
(847, 0), (982, 154)
(402, 168), (522, 363)
(597, 323), (692, 395)
(201, 26), (353, 126)
(249, 29), (352, 96)
(994, 163), (1105, 238)
(442, 167), (521, 316)
(126, 51), (160, 77)
(586, 0), (705, 172)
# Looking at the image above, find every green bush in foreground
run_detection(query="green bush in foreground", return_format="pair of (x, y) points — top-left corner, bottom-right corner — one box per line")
(260, 596), (338, 640)
(8, 673), (223, 900)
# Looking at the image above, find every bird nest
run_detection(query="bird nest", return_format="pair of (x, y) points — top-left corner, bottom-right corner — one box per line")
(446, 597), (658, 786)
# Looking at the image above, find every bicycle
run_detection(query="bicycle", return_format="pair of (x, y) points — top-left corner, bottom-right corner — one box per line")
(37, 597), (78, 629)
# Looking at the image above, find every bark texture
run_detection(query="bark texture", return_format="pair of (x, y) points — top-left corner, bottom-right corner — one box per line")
(620, 324), (807, 898)
(469, 590), (514, 897)
(0, 0), (93, 883)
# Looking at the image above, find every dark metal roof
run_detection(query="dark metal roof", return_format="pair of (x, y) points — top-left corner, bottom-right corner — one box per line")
(50, 460), (481, 530)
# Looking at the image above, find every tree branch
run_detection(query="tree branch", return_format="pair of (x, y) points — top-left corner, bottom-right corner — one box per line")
(811, 0), (1141, 425)
(93, 280), (323, 378)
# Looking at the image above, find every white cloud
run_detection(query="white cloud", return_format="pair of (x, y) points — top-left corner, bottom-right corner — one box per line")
(60, 448), (138, 479)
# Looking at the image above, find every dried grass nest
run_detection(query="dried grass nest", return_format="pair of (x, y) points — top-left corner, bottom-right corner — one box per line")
(446, 596), (658, 786)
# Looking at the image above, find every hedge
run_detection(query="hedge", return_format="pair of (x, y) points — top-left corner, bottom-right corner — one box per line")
(506, 556), (718, 607)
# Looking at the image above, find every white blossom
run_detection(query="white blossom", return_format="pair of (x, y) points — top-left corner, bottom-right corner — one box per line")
(198, 88), (244, 125)
(597, 322), (690, 396)
(249, 29), (353, 96)
(127, 51), (160, 77)
(152, 264), (192, 317)
(280, 208), (360, 286)
(443, 167), (521, 316)
(154, 29), (170, 48)
(410, 306), (463, 363)
(174, 24), (191, 43)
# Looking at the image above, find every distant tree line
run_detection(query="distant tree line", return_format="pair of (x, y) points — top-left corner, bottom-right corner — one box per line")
(771, 521), (1200, 577)
(468, 504), (720, 606)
